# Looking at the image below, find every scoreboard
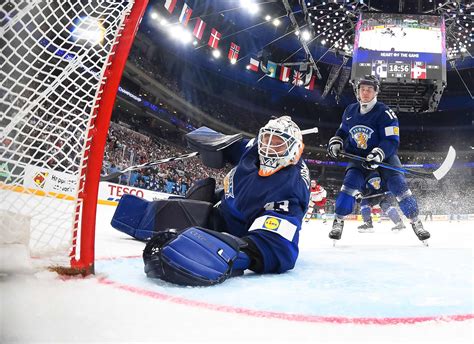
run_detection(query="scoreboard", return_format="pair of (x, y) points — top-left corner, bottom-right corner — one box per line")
(351, 13), (446, 83)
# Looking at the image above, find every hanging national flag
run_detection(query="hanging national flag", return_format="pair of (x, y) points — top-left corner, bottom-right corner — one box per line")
(164, 0), (177, 13)
(292, 70), (303, 86)
(303, 66), (313, 86)
(193, 18), (206, 40)
(249, 57), (259, 72)
(179, 3), (193, 26)
(266, 61), (277, 78)
(228, 42), (240, 62)
(279, 66), (290, 82)
(305, 75), (316, 90)
(208, 28), (221, 49)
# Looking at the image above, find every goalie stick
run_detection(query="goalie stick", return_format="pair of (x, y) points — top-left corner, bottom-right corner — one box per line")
(338, 146), (456, 181)
(101, 127), (319, 182)
(101, 151), (199, 181)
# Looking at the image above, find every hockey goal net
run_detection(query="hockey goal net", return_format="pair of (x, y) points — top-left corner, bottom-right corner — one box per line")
(0, 0), (148, 274)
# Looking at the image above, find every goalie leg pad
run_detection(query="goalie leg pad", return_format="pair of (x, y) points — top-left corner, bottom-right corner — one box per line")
(143, 227), (250, 286)
(111, 195), (213, 241)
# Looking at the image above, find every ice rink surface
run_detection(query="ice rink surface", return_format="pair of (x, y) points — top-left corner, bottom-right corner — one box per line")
(2, 204), (473, 344)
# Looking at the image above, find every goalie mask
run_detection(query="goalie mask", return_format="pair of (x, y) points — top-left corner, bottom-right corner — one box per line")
(257, 116), (304, 177)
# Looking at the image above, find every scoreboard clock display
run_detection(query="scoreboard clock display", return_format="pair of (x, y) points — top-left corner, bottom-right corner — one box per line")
(351, 13), (446, 83)
(387, 62), (411, 78)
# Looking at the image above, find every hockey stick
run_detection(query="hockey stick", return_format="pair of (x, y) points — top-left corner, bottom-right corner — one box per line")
(100, 151), (199, 182)
(356, 191), (392, 200)
(338, 146), (456, 181)
(101, 127), (319, 182)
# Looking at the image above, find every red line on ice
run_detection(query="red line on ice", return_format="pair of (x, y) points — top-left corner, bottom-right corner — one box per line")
(97, 276), (474, 325)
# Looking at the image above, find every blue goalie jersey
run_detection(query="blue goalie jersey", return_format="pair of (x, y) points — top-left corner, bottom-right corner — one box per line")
(335, 102), (400, 160)
(219, 139), (310, 274)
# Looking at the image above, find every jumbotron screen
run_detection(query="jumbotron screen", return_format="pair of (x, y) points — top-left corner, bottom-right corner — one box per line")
(351, 13), (446, 82)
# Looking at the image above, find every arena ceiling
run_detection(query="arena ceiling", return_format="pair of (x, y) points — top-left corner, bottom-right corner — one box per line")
(141, 0), (473, 110)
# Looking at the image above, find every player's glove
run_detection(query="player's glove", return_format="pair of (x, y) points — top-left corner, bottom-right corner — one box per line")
(327, 136), (343, 159)
(363, 148), (385, 170)
(143, 227), (251, 286)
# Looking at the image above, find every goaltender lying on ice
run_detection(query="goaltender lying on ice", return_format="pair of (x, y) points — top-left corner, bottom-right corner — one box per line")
(110, 116), (312, 287)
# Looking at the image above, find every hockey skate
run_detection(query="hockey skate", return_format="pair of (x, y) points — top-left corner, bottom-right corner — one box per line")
(329, 219), (344, 245)
(357, 220), (374, 233)
(411, 220), (430, 246)
(391, 222), (406, 231)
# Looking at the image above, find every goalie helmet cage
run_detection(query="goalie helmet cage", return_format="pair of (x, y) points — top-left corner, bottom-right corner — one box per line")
(0, 0), (149, 275)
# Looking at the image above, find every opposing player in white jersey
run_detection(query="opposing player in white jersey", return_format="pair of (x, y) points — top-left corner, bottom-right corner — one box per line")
(305, 180), (328, 224)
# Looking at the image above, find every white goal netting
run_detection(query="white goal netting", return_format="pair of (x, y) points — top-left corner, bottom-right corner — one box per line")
(0, 1), (138, 269)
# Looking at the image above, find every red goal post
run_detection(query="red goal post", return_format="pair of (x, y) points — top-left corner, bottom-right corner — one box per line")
(0, 0), (149, 274)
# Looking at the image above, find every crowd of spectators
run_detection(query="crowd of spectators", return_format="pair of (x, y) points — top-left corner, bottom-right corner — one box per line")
(102, 121), (229, 196)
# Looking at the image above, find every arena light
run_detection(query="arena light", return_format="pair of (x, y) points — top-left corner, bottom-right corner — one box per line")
(150, 12), (158, 20)
(265, 15), (272, 21)
(212, 49), (221, 58)
(71, 16), (105, 46)
(301, 30), (311, 41)
(273, 18), (281, 26)
(168, 26), (192, 44)
(241, 0), (259, 14)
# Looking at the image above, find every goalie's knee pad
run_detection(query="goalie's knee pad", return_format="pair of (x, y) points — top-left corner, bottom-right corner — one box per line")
(143, 227), (250, 286)
(111, 194), (213, 241)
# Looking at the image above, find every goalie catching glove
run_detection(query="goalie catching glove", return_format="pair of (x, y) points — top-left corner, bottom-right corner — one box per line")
(143, 227), (252, 286)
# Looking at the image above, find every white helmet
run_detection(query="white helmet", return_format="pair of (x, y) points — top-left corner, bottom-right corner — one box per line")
(257, 116), (304, 177)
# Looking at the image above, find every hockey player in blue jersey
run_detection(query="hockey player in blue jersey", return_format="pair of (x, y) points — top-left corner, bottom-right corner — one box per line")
(357, 171), (406, 233)
(327, 75), (429, 244)
(114, 116), (311, 286)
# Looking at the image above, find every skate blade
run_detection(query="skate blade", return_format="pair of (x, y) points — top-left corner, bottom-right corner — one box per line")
(332, 239), (337, 247)
(421, 240), (429, 247)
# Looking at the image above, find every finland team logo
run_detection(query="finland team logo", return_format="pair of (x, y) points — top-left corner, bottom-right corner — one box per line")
(349, 125), (374, 150)
(368, 177), (381, 190)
